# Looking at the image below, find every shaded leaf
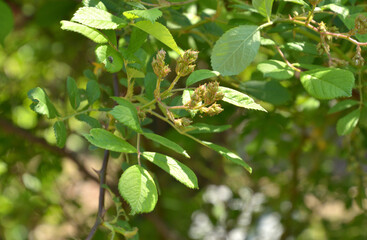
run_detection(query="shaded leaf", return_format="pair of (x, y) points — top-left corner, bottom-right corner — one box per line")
(142, 133), (190, 158)
(300, 68), (355, 100)
(0, 1), (14, 44)
(257, 60), (294, 80)
(336, 109), (360, 136)
(118, 165), (158, 214)
(84, 128), (136, 152)
(75, 114), (101, 128)
(86, 80), (101, 105)
(53, 121), (67, 148)
(186, 70), (220, 86)
(328, 99), (359, 114)
(110, 97), (142, 133)
(142, 152), (198, 189)
(211, 25), (260, 76)
(67, 77), (80, 110)
(186, 123), (231, 134)
(240, 80), (291, 105)
(252, 0), (274, 18)
(203, 141), (252, 173)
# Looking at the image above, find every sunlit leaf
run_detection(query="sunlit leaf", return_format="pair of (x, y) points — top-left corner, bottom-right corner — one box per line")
(218, 86), (266, 111)
(71, 7), (127, 29)
(336, 109), (360, 136)
(142, 152), (198, 189)
(110, 97), (142, 133)
(142, 133), (190, 158)
(95, 44), (123, 73)
(27, 87), (59, 119)
(123, 8), (162, 23)
(60, 21), (109, 43)
(118, 165), (158, 214)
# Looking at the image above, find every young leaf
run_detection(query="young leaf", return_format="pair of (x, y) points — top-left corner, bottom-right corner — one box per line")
(118, 165), (158, 214)
(110, 97), (143, 133)
(336, 109), (360, 136)
(60, 21), (109, 43)
(84, 128), (137, 153)
(0, 1), (14, 44)
(133, 21), (182, 54)
(300, 68), (355, 100)
(186, 123), (231, 134)
(123, 9), (162, 23)
(142, 133), (190, 158)
(211, 25), (260, 76)
(252, 0), (274, 19)
(203, 141), (252, 173)
(142, 152), (198, 189)
(53, 121), (67, 148)
(83, 0), (107, 11)
(75, 114), (101, 128)
(186, 69), (220, 86)
(27, 87), (59, 119)
(71, 7), (127, 30)
(328, 100), (359, 114)
(218, 86), (267, 112)
(240, 80), (291, 105)
(95, 44), (123, 73)
(257, 60), (294, 80)
(86, 80), (100, 105)
(67, 77), (80, 110)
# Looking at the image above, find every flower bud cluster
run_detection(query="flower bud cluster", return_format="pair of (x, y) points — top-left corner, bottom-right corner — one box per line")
(174, 117), (192, 127)
(175, 49), (199, 77)
(186, 81), (224, 116)
(355, 14), (367, 35)
(152, 49), (171, 79)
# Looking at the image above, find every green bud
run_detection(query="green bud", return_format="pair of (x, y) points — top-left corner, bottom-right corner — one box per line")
(174, 117), (192, 127)
(176, 49), (199, 77)
(355, 14), (367, 35)
(352, 46), (365, 67)
(152, 49), (171, 79)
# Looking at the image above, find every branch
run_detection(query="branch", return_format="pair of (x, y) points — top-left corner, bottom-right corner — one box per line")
(86, 150), (110, 240)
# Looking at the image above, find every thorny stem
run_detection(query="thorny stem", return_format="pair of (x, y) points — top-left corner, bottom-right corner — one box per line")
(274, 45), (302, 72)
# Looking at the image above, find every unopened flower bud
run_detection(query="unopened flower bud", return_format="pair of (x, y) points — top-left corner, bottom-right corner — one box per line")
(352, 46), (365, 67)
(175, 49), (199, 77)
(174, 117), (192, 127)
(152, 49), (171, 79)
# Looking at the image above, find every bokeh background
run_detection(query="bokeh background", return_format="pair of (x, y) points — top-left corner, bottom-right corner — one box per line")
(1, 0), (366, 239)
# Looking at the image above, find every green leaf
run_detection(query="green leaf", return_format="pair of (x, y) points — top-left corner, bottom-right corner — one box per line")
(126, 27), (148, 58)
(118, 165), (158, 214)
(186, 123), (231, 134)
(321, 4), (349, 18)
(66, 77), (80, 110)
(142, 152), (198, 189)
(300, 68), (355, 100)
(211, 25), (260, 76)
(84, 128), (137, 153)
(218, 86), (267, 111)
(240, 80), (291, 105)
(283, 42), (318, 55)
(53, 121), (67, 148)
(110, 97), (142, 133)
(75, 114), (101, 128)
(336, 109), (360, 136)
(257, 60), (294, 80)
(252, 0), (274, 18)
(0, 1), (14, 44)
(60, 20), (109, 43)
(86, 80), (101, 105)
(123, 9), (162, 23)
(260, 37), (275, 45)
(95, 44), (123, 73)
(340, 13), (367, 43)
(27, 87), (59, 119)
(328, 100), (359, 114)
(203, 141), (252, 173)
(133, 21), (182, 54)
(71, 7), (127, 30)
(142, 133), (190, 158)
(186, 69), (220, 86)
(83, 0), (107, 11)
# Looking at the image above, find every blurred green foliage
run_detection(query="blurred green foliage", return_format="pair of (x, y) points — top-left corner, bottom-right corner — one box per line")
(1, 0), (367, 240)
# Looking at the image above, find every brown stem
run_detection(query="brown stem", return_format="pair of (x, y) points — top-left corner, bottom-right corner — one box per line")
(274, 45), (302, 72)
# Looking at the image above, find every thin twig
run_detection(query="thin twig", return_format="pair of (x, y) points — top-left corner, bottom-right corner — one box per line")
(274, 45), (302, 72)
